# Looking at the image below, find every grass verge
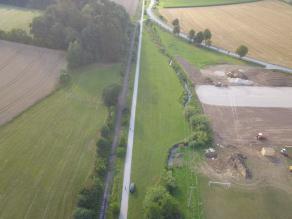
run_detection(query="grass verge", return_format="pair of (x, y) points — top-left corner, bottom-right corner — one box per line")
(0, 64), (119, 219)
(128, 29), (190, 219)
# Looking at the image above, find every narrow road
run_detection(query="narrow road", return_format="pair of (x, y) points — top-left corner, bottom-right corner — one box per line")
(119, 0), (145, 218)
(98, 23), (138, 219)
(146, 0), (292, 74)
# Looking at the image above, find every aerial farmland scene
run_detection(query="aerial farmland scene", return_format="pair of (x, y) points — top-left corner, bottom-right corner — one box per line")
(0, 0), (291, 219)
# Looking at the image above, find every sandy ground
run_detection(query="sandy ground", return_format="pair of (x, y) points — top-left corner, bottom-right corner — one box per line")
(0, 40), (66, 126)
(160, 0), (292, 68)
(111, 0), (139, 15)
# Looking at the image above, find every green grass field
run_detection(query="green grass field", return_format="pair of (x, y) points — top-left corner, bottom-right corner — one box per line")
(0, 4), (40, 32)
(128, 30), (190, 219)
(159, 0), (259, 8)
(199, 176), (292, 219)
(157, 28), (244, 68)
(0, 64), (120, 219)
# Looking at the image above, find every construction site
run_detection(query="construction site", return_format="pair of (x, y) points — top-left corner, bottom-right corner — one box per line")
(179, 59), (292, 193)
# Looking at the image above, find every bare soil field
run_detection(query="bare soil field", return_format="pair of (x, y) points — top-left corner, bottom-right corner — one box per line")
(111, 0), (139, 15)
(0, 40), (66, 126)
(160, 0), (292, 68)
(201, 105), (292, 193)
(179, 59), (292, 192)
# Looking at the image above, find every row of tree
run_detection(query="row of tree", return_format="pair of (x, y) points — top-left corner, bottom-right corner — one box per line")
(172, 18), (248, 58)
(172, 19), (212, 45)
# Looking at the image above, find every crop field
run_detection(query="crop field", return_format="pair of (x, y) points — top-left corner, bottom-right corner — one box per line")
(0, 4), (40, 32)
(0, 64), (120, 219)
(0, 40), (66, 126)
(160, 0), (292, 68)
(128, 29), (190, 218)
(111, 0), (139, 15)
(159, 0), (258, 8)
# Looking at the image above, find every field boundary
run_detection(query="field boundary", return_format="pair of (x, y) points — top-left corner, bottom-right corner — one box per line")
(147, 0), (292, 73)
(162, 0), (261, 8)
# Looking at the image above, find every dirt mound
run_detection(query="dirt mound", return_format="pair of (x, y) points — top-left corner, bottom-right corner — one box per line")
(227, 153), (252, 179)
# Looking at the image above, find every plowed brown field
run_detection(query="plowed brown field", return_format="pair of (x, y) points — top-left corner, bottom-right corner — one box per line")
(160, 0), (292, 68)
(0, 40), (66, 125)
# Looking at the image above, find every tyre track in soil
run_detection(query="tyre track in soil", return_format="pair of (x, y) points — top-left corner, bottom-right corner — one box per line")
(98, 24), (138, 219)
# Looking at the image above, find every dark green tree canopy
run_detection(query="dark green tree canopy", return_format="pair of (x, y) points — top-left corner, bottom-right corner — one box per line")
(236, 45), (249, 58)
(30, 0), (131, 67)
(203, 29), (212, 41)
(102, 83), (122, 108)
(143, 186), (182, 219)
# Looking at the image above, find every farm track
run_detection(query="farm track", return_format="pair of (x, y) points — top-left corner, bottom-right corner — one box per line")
(0, 40), (66, 126)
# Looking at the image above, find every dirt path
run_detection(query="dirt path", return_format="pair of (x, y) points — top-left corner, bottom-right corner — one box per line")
(98, 24), (138, 219)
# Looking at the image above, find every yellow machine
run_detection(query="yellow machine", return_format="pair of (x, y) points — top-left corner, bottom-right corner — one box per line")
(289, 166), (292, 172)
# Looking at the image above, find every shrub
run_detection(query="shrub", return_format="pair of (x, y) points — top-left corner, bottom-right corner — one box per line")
(143, 186), (182, 219)
(161, 170), (177, 194)
(188, 131), (212, 148)
(116, 147), (126, 158)
(74, 208), (94, 219)
(96, 138), (111, 156)
(101, 125), (111, 139)
(102, 83), (121, 108)
(59, 70), (71, 85)
(110, 202), (120, 217)
(189, 114), (209, 132)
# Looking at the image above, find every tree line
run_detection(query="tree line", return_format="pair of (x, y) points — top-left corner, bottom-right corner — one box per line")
(0, 0), (132, 68)
(172, 18), (248, 58)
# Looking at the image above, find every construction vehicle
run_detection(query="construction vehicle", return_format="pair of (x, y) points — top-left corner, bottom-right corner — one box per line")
(289, 166), (292, 173)
(281, 146), (292, 158)
(256, 132), (265, 141)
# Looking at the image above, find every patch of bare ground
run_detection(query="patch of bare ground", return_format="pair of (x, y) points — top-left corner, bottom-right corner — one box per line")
(111, 0), (139, 15)
(199, 105), (292, 193)
(179, 58), (292, 192)
(178, 57), (292, 87)
(0, 40), (66, 126)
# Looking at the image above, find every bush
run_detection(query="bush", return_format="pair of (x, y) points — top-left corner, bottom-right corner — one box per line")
(189, 114), (209, 132)
(102, 83), (121, 108)
(143, 186), (182, 219)
(110, 202), (120, 217)
(74, 208), (94, 219)
(188, 130), (212, 148)
(161, 170), (177, 194)
(101, 125), (111, 139)
(96, 138), (111, 156)
(59, 70), (71, 85)
(116, 147), (126, 158)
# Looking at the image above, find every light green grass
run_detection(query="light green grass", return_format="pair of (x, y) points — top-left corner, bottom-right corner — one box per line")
(159, 0), (259, 8)
(0, 4), (40, 32)
(128, 30), (190, 219)
(157, 27), (245, 68)
(199, 176), (292, 219)
(0, 64), (120, 219)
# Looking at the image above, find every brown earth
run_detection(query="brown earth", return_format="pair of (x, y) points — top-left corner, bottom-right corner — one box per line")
(178, 57), (292, 87)
(179, 58), (292, 191)
(160, 0), (292, 68)
(111, 0), (139, 15)
(201, 104), (292, 193)
(0, 40), (66, 126)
